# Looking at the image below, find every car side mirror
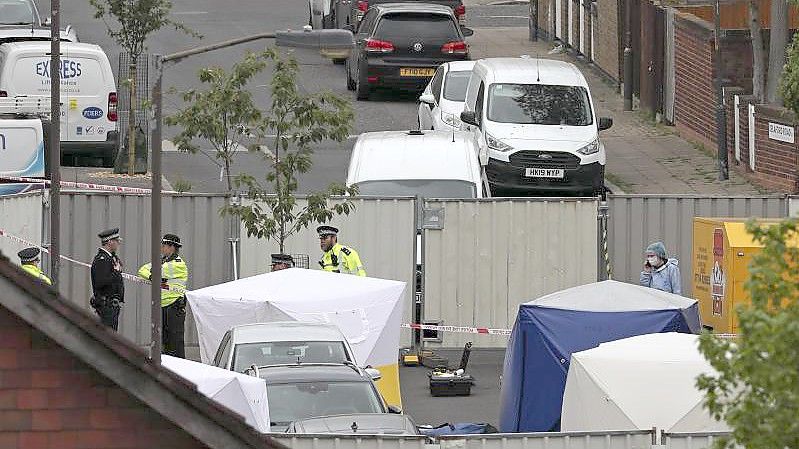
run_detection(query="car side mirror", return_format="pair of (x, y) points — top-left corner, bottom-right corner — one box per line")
(598, 117), (613, 131)
(365, 367), (382, 381)
(387, 405), (402, 414)
(344, 23), (355, 32)
(419, 93), (435, 105)
(461, 110), (478, 126)
(461, 26), (474, 37)
(43, 17), (52, 26)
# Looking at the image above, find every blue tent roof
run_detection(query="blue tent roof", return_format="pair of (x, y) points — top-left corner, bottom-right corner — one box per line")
(498, 281), (701, 433)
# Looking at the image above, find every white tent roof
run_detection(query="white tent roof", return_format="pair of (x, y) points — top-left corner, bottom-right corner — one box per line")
(561, 333), (729, 433)
(162, 355), (270, 433)
(186, 268), (406, 368)
(526, 280), (697, 312)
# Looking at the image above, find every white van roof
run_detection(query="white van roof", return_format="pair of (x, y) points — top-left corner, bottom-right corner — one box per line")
(0, 41), (107, 57)
(347, 130), (481, 185)
(473, 57), (588, 87)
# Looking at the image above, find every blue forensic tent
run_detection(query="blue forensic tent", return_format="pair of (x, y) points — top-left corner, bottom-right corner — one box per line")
(498, 280), (701, 433)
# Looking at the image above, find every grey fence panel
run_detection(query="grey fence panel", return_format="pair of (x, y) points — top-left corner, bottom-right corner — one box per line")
(0, 191), (44, 264)
(269, 434), (428, 449)
(664, 432), (735, 449)
(439, 430), (654, 449)
(57, 193), (232, 348)
(238, 197), (417, 345)
(423, 199), (599, 348)
(607, 195), (788, 296)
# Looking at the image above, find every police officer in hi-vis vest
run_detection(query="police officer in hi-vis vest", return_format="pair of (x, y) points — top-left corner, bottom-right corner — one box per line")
(317, 225), (366, 277)
(18, 247), (52, 285)
(138, 234), (189, 358)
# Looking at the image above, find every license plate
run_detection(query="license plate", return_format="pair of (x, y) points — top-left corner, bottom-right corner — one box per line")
(400, 68), (436, 77)
(524, 168), (565, 178)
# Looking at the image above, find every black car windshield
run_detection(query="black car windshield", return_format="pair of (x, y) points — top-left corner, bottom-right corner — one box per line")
(355, 180), (476, 198)
(375, 13), (459, 40)
(267, 381), (385, 425)
(233, 341), (349, 372)
(0, 0), (35, 24)
(443, 70), (471, 102)
(487, 83), (594, 126)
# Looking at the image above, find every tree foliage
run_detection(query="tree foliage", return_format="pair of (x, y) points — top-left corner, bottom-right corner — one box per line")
(697, 219), (799, 449)
(781, 31), (799, 116)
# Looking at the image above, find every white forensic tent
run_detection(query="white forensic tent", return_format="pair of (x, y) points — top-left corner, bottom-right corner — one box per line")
(186, 268), (407, 407)
(561, 333), (730, 433)
(162, 355), (270, 433)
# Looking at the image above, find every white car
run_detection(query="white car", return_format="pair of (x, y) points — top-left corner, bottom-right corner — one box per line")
(0, 0), (78, 44)
(418, 60), (475, 131)
(212, 322), (359, 373)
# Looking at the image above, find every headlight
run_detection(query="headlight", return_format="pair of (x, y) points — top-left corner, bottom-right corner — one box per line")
(577, 138), (600, 155)
(486, 132), (513, 152)
(441, 111), (461, 128)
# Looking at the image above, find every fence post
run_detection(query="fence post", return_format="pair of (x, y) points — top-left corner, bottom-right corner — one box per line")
(597, 201), (612, 280)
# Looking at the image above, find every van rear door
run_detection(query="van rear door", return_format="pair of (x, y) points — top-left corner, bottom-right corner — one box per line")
(0, 118), (45, 177)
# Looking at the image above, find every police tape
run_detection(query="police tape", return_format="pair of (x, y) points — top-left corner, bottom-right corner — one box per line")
(0, 228), (150, 285)
(0, 175), (177, 195)
(401, 323), (512, 335)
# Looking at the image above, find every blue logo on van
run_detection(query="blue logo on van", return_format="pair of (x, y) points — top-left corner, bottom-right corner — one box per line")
(82, 107), (104, 119)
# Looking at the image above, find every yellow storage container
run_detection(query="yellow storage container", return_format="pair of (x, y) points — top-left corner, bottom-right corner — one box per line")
(692, 217), (790, 334)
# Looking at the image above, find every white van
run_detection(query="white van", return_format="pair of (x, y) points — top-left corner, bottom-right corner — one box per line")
(459, 57), (613, 196)
(0, 41), (118, 166)
(346, 130), (486, 198)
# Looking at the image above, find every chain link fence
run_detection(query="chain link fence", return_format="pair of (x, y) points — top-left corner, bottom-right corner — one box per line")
(117, 52), (151, 156)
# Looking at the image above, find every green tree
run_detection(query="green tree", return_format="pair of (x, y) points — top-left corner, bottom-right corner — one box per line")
(89, 0), (197, 175)
(225, 52), (357, 254)
(697, 219), (799, 449)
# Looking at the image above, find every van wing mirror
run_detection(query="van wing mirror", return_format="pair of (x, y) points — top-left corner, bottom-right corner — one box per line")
(461, 26), (474, 37)
(598, 117), (613, 131)
(365, 367), (382, 381)
(419, 93), (436, 105)
(43, 17), (52, 26)
(460, 110), (478, 126)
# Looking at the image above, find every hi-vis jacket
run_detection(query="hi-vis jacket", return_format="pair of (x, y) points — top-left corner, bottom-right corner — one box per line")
(21, 264), (52, 285)
(319, 243), (366, 277)
(138, 254), (188, 307)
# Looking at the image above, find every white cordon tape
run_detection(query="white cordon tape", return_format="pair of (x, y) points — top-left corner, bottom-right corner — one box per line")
(0, 228), (149, 285)
(401, 323), (512, 335)
(0, 175), (177, 195)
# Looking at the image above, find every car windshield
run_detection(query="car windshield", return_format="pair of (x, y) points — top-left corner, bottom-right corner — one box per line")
(267, 381), (385, 426)
(487, 83), (593, 126)
(233, 341), (349, 372)
(0, 0), (35, 24)
(355, 180), (476, 198)
(443, 70), (471, 102)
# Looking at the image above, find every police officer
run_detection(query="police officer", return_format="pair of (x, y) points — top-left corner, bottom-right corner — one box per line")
(138, 234), (189, 358)
(271, 253), (294, 272)
(90, 228), (124, 331)
(317, 225), (366, 276)
(17, 247), (52, 285)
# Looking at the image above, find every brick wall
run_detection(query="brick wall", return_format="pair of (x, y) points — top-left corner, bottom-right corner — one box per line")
(592, 0), (620, 80)
(674, 12), (716, 149)
(537, 0), (553, 39)
(0, 307), (210, 449)
(749, 106), (799, 192)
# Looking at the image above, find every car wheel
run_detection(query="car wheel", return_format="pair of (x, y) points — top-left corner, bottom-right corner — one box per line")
(355, 62), (370, 100)
(346, 60), (356, 91)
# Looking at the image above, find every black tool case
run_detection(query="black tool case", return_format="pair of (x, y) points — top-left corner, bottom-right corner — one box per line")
(428, 373), (474, 396)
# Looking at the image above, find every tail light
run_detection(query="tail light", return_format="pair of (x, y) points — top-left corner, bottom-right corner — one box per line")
(441, 41), (468, 55)
(0, 90), (7, 97)
(107, 92), (118, 121)
(358, 0), (369, 11)
(365, 38), (394, 53)
(454, 4), (466, 22)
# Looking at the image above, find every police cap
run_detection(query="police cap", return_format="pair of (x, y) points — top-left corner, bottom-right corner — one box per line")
(98, 228), (121, 243)
(271, 253), (293, 265)
(317, 225), (339, 238)
(162, 233), (182, 248)
(18, 247), (41, 263)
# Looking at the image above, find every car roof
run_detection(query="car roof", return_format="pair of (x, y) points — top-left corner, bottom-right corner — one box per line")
(445, 60), (477, 73)
(374, 2), (454, 14)
(348, 131), (480, 185)
(231, 322), (347, 344)
(0, 41), (103, 55)
(258, 364), (369, 384)
(474, 57), (588, 87)
(291, 414), (418, 435)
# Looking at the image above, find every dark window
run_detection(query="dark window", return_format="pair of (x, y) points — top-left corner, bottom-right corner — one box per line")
(213, 331), (232, 367)
(232, 341), (350, 372)
(487, 83), (594, 125)
(430, 67), (444, 103)
(267, 381), (385, 426)
(0, 0), (35, 24)
(375, 13), (459, 40)
(474, 82), (485, 126)
(443, 70), (471, 102)
(355, 180), (477, 199)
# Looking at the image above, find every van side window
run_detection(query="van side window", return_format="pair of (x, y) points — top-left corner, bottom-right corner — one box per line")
(431, 67), (444, 104)
(213, 331), (232, 367)
(474, 82), (485, 126)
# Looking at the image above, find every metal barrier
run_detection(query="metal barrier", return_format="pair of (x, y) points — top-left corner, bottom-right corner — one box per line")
(438, 430), (654, 449)
(663, 432), (734, 449)
(269, 434), (428, 449)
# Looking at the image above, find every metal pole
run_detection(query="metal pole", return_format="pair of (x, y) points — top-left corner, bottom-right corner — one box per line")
(714, 0), (729, 180)
(150, 56), (164, 364)
(622, 0), (633, 111)
(49, 0), (61, 287)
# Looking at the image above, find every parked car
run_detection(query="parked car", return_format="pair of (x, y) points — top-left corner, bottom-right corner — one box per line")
(347, 130), (486, 198)
(338, 0), (466, 30)
(418, 60), (475, 131)
(0, 0), (78, 44)
(286, 413), (420, 435)
(251, 363), (396, 431)
(345, 3), (472, 100)
(212, 322), (358, 373)
(0, 41), (118, 167)
(459, 57), (613, 196)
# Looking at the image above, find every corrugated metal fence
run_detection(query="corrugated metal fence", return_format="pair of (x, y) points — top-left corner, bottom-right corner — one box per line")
(0, 191), (44, 264)
(606, 195), (788, 296)
(423, 199), (599, 348)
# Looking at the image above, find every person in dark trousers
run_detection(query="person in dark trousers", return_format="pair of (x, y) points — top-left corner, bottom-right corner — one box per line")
(90, 228), (125, 331)
(138, 234), (189, 358)
(270, 253), (294, 271)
